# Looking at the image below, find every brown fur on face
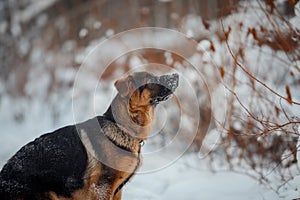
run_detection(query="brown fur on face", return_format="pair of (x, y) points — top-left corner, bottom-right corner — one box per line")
(115, 72), (155, 127)
(112, 72), (158, 140)
(128, 87), (155, 127)
(112, 71), (178, 140)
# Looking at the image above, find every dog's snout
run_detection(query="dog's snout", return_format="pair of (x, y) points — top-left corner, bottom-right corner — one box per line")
(159, 73), (179, 92)
(172, 73), (179, 80)
(171, 73), (179, 92)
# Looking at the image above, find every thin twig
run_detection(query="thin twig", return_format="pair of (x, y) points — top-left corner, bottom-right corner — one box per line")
(220, 19), (300, 105)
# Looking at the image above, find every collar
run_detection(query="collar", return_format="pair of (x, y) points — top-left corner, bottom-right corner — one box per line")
(100, 119), (143, 153)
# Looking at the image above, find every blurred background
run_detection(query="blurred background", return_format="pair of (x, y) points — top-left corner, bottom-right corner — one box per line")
(0, 0), (300, 199)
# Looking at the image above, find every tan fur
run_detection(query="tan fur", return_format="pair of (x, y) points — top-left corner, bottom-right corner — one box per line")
(129, 88), (155, 127)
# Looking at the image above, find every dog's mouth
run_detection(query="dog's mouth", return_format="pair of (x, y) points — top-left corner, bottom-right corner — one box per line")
(150, 94), (172, 105)
(149, 73), (179, 105)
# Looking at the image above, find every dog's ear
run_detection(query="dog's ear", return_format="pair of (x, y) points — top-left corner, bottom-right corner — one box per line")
(114, 75), (135, 97)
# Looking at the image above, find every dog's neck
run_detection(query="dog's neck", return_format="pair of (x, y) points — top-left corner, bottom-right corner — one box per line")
(102, 104), (143, 152)
(100, 118), (142, 153)
(103, 94), (153, 141)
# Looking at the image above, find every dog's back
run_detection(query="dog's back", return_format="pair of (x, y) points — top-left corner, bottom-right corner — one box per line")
(0, 125), (88, 200)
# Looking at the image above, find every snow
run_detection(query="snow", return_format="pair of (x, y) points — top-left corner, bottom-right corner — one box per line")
(79, 28), (89, 39)
(123, 154), (279, 200)
(295, 1), (300, 17)
(0, 21), (7, 33)
(93, 21), (102, 30)
(196, 40), (211, 52)
(164, 52), (173, 65)
(290, 2), (300, 29)
(279, 176), (300, 200)
(186, 29), (194, 39)
(17, 0), (57, 23)
(181, 15), (218, 40)
(106, 29), (115, 37)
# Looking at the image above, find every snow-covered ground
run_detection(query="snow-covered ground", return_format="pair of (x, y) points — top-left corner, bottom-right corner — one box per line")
(123, 153), (280, 200)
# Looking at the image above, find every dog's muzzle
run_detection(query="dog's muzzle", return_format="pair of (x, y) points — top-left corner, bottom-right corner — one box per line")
(158, 73), (179, 93)
(149, 73), (179, 105)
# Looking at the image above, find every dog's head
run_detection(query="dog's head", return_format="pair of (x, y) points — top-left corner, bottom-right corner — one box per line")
(113, 72), (179, 136)
(115, 71), (179, 106)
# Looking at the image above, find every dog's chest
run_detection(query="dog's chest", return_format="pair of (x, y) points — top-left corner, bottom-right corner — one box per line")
(100, 152), (142, 193)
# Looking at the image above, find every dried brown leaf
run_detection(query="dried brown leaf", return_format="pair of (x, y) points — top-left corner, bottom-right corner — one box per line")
(247, 28), (258, 41)
(274, 106), (280, 117)
(288, 0), (295, 6)
(260, 25), (266, 33)
(210, 41), (215, 52)
(219, 66), (225, 78)
(265, 0), (275, 13)
(285, 85), (293, 104)
(202, 19), (210, 30)
(225, 26), (231, 39)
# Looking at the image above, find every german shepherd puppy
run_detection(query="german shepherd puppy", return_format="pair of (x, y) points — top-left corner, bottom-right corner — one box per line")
(0, 72), (179, 200)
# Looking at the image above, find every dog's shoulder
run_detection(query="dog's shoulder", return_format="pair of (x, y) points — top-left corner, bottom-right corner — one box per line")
(0, 124), (89, 199)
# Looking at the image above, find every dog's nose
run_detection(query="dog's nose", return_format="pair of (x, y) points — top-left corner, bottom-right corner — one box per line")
(171, 73), (179, 82)
(159, 73), (179, 92)
(170, 73), (179, 92)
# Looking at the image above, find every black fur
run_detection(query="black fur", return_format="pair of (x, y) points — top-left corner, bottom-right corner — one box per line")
(0, 123), (88, 199)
